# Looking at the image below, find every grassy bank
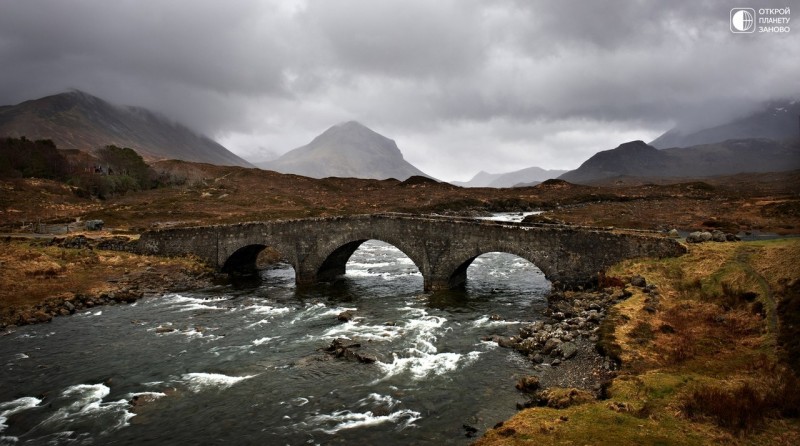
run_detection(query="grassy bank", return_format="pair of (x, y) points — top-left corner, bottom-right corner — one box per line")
(0, 237), (212, 327)
(476, 239), (800, 445)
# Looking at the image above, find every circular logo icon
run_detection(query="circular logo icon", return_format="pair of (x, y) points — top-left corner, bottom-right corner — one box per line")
(732, 9), (754, 32)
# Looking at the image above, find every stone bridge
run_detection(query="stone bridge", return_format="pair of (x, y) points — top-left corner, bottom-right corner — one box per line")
(137, 213), (686, 291)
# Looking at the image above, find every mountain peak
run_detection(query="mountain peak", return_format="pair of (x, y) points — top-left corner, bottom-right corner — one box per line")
(65, 89), (98, 100)
(322, 121), (385, 141)
(261, 122), (431, 180)
(334, 120), (368, 129)
(616, 140), (650, 150)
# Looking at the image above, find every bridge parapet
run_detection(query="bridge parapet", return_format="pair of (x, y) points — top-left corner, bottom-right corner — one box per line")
(137, 214), (686, 291)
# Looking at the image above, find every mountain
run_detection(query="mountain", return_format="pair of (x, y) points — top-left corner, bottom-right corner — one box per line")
(260, 121), (431, 180)
(452, 167), (567, 188)
(650, 99), (800, 148)
(451, 171), (504, 187)
(559, 138), (800, 184)
(0, 90), (251, 167)
(486, 166), (568, 188)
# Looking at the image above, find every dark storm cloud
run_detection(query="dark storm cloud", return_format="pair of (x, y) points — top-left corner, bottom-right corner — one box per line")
(421, 0), (800, 125)
(301, 0), (486, 78)
(1, 0), (798, 180)
(0, 1), (294, 130)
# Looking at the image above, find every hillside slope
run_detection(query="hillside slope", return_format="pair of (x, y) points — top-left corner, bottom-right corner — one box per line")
(559, 139), (800, 184)
(0, 90), (251, 167)
(651, 99), (800, 148)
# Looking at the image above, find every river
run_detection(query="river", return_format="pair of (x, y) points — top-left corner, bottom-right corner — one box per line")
(1, 214), (552, 445)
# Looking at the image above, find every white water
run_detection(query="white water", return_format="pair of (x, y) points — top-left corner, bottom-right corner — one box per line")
(0, 238), (551, 445)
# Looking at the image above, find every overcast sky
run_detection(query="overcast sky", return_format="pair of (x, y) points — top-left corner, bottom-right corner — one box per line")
(1, 0), (798, 181)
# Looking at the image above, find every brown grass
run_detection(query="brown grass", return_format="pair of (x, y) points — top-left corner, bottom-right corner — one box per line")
(0, 238), (211, 325)
(476, 239), (800, 446)
(3, 163), (800, 235)
(681, 364), (800, 434)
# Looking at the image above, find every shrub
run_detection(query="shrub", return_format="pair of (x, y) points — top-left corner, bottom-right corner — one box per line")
(596, 307), (623, 365)
(777, 280), (800, 374)
(97, 145), (154, 189)
(627, 321), (655, 345)
(0, 137), (70, 180)
(682, 382), (768, 433)
(682, 370), (800, 434)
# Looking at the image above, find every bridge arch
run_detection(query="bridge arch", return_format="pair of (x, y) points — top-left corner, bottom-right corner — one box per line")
(219, 236), (295, 278)
(222, 244), (268, 275)
(438, 243), (559, 290)
(304, 235), (427, 285)
(462, 251), (551, 295)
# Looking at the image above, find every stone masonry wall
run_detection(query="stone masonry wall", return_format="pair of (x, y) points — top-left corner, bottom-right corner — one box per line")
(137, 214), (686, 291)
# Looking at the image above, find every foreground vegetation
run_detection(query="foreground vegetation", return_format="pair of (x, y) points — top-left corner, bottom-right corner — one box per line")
(476, 239), (800, 445)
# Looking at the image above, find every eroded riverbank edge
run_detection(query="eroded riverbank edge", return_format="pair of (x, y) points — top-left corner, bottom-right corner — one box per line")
(0, 235), (215, 329)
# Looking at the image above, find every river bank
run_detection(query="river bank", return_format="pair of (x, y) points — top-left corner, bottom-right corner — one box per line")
(0, 235), (213, 329)
(485, 286), (632, 407)
(476, 239), (800, 445)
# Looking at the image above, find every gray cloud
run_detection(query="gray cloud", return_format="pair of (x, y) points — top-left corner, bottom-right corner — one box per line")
(1, 0), (798, 180)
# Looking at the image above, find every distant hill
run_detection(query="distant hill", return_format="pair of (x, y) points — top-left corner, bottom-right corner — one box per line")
(451, 171), (504, 187)
(0, 90), (251, 167)
(650, 99), (800, 148)
(260, 121), (431, 180)
(452, 166), (567, 188)
(559, 139), (800, 184)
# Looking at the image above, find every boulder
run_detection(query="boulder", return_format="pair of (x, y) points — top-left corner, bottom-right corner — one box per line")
(337, 310), (354, 322)
(85, 220), (104, 231)
(542, 338), (562, 355)
(322, 338), (378, 364)
(33, 310), (52, 323)
(686, 231), (713, 243)
(558, 342), (578, 359)
(667, 229), (680, 238)
(515, 338), (539, 355)
(496, 336), (518, 349)
(630, 275), (647, 288)
(711, 230), (727, 242)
